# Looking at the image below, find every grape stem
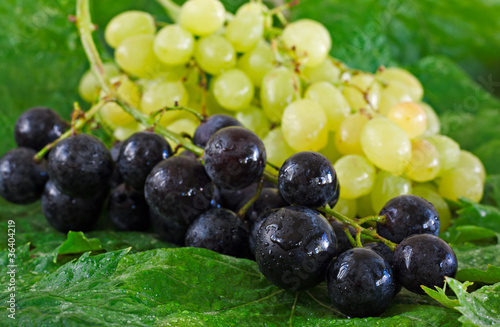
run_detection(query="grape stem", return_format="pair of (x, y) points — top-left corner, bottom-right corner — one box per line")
(152, 106), (204, 122)
(356, 215), (386, 225)
(237, 177), (265, 220)
(156, 0), (181, 23)
(343, 225), (357, 248)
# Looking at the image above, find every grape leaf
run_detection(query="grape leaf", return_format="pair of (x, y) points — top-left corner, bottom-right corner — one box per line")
(452, 243), (500, 284)
(54, 231), (103, 262)
(483, 175), (500, 208)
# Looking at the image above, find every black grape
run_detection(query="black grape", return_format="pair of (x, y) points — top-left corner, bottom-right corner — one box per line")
(237, 187), (287, 227)
(108, 183), (150, 231)
(363, 242), (394, 266)
(150, 208), (188, 246)
(329, 219), (355, 255)
(193, 114), (242, 147)
(109, 141), (123, 189)
(249, 209), (279, 257)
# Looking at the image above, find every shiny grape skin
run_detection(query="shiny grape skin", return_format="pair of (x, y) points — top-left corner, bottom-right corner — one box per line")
(329, 219), (355, 255)
(204, 127), (267, 190)
(249, 209), (280, 257)
(376, 195), (440, 243)
(363, 242), (394, 266)
(108, 183), (150, 231)
(327, 248), (396, 318)
(47, 134), (113, 198)
(193, 114), (242, 147)
(41, 180), (104, 233)
(118, 132), (172, 191)
(255, 206), (337, 291)
(0, 148), (48, 204)
(328, 183), (340, 209)
(150, 208), (187, 246)
(14, 107), (68, 152)
(393, 234), (457, 294)
(237, 187), (288, 227)
(144, 156), (214, 227)
(185, 208), (250, 258)
(109, 141), (123, 189)
(278, 151), (338, 208)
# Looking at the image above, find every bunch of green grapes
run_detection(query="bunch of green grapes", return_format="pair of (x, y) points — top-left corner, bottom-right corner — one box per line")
(77, 0), (486, 231)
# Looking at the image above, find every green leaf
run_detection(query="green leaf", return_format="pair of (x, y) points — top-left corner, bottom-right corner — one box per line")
(54, 231), (103, 262)
(452, 243), (500, 284)
(422, 285), (459, 310)
(483, 175), (500, 208)
(456, 265), (500, 285)
(475, 141), (500, 176)
(442, 225), (498, 244)
(454, 200), (500, 233)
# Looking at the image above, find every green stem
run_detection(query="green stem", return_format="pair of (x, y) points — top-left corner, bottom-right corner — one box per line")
(355, 227), (363, 247)
(153, 106), (204, 122)
(156, 0), (181, 23)
(238, 177), (265, 219)
(343, 226), (357, 248)
(263, 171), (279, 185)
(356, 215), (386, 225)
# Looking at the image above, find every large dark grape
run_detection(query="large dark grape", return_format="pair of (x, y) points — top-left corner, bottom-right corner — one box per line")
(109, 141), (123, 189)
(204, 127), (266, 190)
(117, 132), (172, 191)
(48, 134), (112, 198)
(14, 107), (68, 151)
(393, 234), (457, 294)
(108, 184), (150, 231)
(150, 208), (187, 246)
(255, 206), (337, 291)
(185, 208), (250, 258)
(329, 219), (355, 255)
(327, 247), (396, 318)
(42, 180), (104, 232)
(237, 187), (287, 227)
(249, 209), (279, 257)
(193, 114), (242, 147)
(376, 195), (440, 243)
(144, 156), (214, 227)
(329, 183), (340, 209)
(278, 151), (338, 208)
(364, 242), (394, 266)
(0, 148), (48, 204)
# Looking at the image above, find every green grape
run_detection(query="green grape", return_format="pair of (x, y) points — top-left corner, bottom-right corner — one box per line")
(301, 58), (341, 84)
(305, 81), (350, 131)
(115, 34), (162, 78)
(456, 150), (486, 183)
(263, 128), (296, 171)
(226, 11), (264, 53)
(153, 25), (194, 66)
(166, 117), (198, 148)
(141, 64), (190, 86)
(78, 63), (120, 103)
(360, 117), (412, 175)
(412, 185), (452, 233)
(419, 102), (441, 138)
(141, 80), (189, 126)
(371, 170), (412, 213)
(236, 2), (269, 15)
(99, 102), (136, 129)
(194, 35), (236, 75)
(377, 80), (412, 116)
(213, 69), (254, 111)
(377, 67), (423, 102)
(179, 0), (226, 36)
(319, 132), (342, 164)
(334, 112), (370, 156)
(438, 168), (483, 203)
(405, 139), (441, 182)
(387, 102), (427, 139)
(334, 155), (376, 199)
(113, 123), (142, 141)
(281, 19), (331, 68)
(282, 99), (328, 151)
(238, 40), (274, 87)
(427, 135), (461, 174)
(356, 194), (374, 218)
(260, 67), (299, 123)
(334, 198), (357, 218)
(104, 11), (156, 49)
(236, 106), (270, 139)
(342, 73), (381, 112)
(413, 182), (439, 193)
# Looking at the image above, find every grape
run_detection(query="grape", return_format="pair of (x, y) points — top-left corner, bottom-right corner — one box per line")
(260, 67), (299, 123)
(48, 134), (112, 198)
(204, 127), (266, 190)
(456, 150), (486, 183)
(281, 19), (331, 68)
(150, 208), (188, 246)
(0, 148), (48, 204)
(194, 35), (236, 75)
(363, 242), (394, 266)
(278, 151), (338, 208)
(281, 99), (328, 151)
(238, 40), (274, 87)
(42, 180), (104, 233)
(249, 209), (278, 257)
(141, 80), (190, 125)
(405, 139), (441, 182)
(333, 155), (376, 199)
(262, 128), (296, 171)
(356, 194), (374, 218)
(78, 63), (120, 103)
(165, 118), (199, 149)
(327, 248), (396, 317)
(99, 76), (141, 128)
(235, 106), (271, 140)
(236, 2), (269, 15)
(319, 132), (342, 164)
(393, 234), (457, 294)
(153, 25), (195, 66)
(113, 124), (142, 142)
(360, 117), (412, 174)
(371, 170), (412, 213)
(419, 102), (440, 137)
(225, 11), (264, 53)
(387, 102), (427, 139)
(334, 112), (369, 156)
(329, 219), (355, 254)
(104, 11), (156, 48)
(117, 132), (172, 191)
(376, 194), (440, 243)
(115, 34), (163, 78)
(438, 168), (483, 203)
(305, 82), (351, 131)
(255, 206), (337, 291)
(377, 81), (412, 116)
(144, 156), (214, 226)
(377, 67), (423, 102)
(301, 58), (341, 84)
(237, 187), (287, 227)
(192, 114), (242, 147)
(213, 69), (254, 111)
(328, 182), (341, 210)
(179, 0), (225, 36)
(109, 141), (123, 189)
(108, 183), (150, 231)
(427, 135), (461, 174)
(333, 197), (357, 219)
(14, 107), (68, 152)
(218, 183), (259, 212)
(342, 73), (381, 112)
(412, 186), (452, 233)
(185, 208), (250, 258)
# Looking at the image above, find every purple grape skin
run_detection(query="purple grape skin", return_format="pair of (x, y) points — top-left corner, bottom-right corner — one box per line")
(204, 127), (266, 190)
(193, 114), (242, 147)
(363, 242), (394, 266)
(248, 209), (280, 257)
(150, 208), (187, 246)
(108, 183), (150, 231)
(376, 195), (440, 243)
(329, 219), (355, 255)
(237, 187), (288, 227)
(393, 234), (457, 294)
(327, 247), (396, 318)
(0, 148), (48, 204)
